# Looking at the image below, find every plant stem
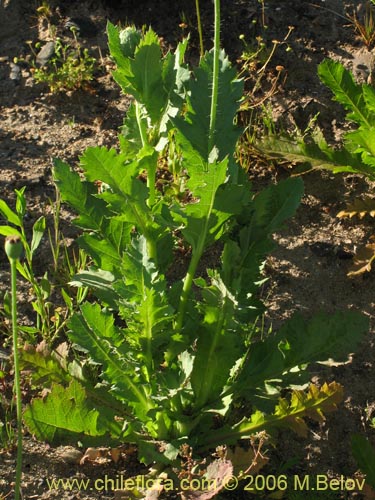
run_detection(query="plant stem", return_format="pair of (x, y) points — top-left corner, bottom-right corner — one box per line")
(208, 0), (220, 155)
(174, 0), (222, 335)
(175, 248), (201, 333)
(10, 257), (22, 500)
(195, 0), (204, 58)
(135, 100), (157, 207)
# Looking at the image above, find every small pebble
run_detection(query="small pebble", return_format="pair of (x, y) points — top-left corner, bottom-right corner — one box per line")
(60, 447), (84, 464)
(36, 41), (55, 67)
(9, 62), (21, 81)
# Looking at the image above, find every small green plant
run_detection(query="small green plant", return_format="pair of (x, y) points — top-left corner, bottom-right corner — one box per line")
(238, 25), (293, 109)
(0, 188), (48, 341)
(21, 3), (367, 488)
(35, 0), (56, 39)
(32, 31), (96, 93)
(310, 2), (375, 50)
(5, 236), (24, 500)
(259, 58), (375, 275)
(0, 188), (86, 342)
(348, 1), (375, 49)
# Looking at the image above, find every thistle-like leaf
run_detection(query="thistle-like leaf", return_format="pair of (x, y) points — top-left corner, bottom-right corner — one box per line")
(191, 271), (244, 409)
(108, 22), (189, 125)
(318, 59), (373, 126)
(172, 157), (231, 253)
(80, 146), (152, 232)
(68, 302), (152, 417)
(217, 177), (303, 321)
(258, 61), (375, 179)
(352, 434), (375, 489)
(119, 102), (144, 159)
(115, 236), (175, 370)
(173, 49), (243, 164)
(363, 84), (375, 115)
(345, 127), (375, 167)
(200, 382), (343, 451)
(251, 177), (304, 235)
(70, 268), (119, 307)
(258, 132), (374, 177)
(53, 159), (108, 230)
(24, 379), (120, 444)
(234, 310), (368, 397)
(20, 345), (71, 386)
(337, 196), (375, 219)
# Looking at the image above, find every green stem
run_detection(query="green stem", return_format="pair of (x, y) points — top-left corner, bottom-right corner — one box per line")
(135, 101), (158, 262)
(195, 0), (204, 58)
(146, 154), (157, 208)
(175, 248), (202, 332)
(208, 0), (220, 154)
(10, 257), (22, 500)
(175, 0), (222, 333)
(135, 101), (157, 208)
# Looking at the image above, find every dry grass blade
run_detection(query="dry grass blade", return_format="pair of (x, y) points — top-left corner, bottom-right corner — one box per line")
(347, 2), (375, 49)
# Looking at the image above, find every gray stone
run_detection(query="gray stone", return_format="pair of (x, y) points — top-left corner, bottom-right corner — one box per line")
(36, 41), (56, 67)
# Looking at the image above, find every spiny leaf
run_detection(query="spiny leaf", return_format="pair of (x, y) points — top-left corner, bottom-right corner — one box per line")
(345, 128), (375, 166)
(53, 159), (108, 230)
(200, 382), (343, 450)
(20, 344), (71, 386)
(172, 158), (231, 252)
(191, 271), (243, 409)
(352, 434), (375, 489)
(119, 102), (144, 159)
(80, 146), (152, 231)
(235, 311), (368, 396)
(77, 217), (132, 273)
(70, 268), (119, 307)
(68, 303), (152, 416)
(318, 59), (372, 126)
(115, 236), (174, 369)
(347, 237), (375, 276)
(259, 133), (374, 177)
(80, 146), (134, 194)
(173, 49), (243, 164)
(363, 84), (375, 115)
(24, 379), (109, 443)
(275, 382), (343, 436)
(124, 30), (166, 122)
(77, 233), (122, 272)
(216, 177), (303, 324)
(109, 23), (187, 125)
(337, 196), (375, 219)
(252, 177), (304, 234)
(258, 62), (375, 180)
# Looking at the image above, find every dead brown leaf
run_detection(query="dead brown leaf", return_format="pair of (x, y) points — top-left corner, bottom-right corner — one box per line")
(348, 239), (375, 276)
(337, 196), (375, 219)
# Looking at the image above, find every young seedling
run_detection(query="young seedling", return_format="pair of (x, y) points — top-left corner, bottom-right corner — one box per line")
(4, 235), (24, 500)
(347, 1), (375, 49)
